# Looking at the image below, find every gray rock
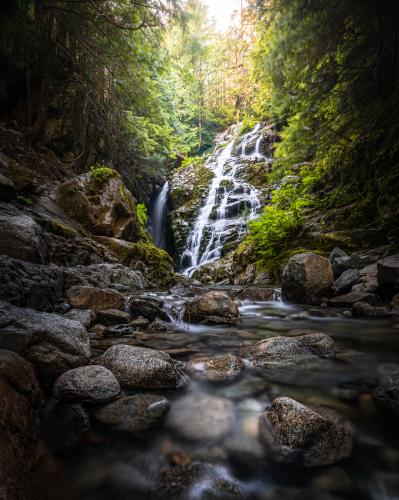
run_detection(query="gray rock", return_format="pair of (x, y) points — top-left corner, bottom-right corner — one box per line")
(91, 394), (169, 434)
(129, 298), (169, 322)
(377, 254), (399, 294)
(373, 381), (399, 415)
(332, 269), (359, 295)
(96, 308), (131, 326)
(352, 302), (391, 317)
(99, 345), (183, 389)
(259, 397), (352, 466)
(147, 318), (171, 332)
(184, 291), (239, 325)
(104, 324), (135, 337)
(166, 393), (235, 441)
(187, 354), (245, 382)
(282, 253), (334, 304)
(67, 285), (124, 312)
(329, 291), (379, 307)
(329, 247), (348, 264)
(0, 300), (90, 381)
(333, 253), (364, 277)
(53, 365), (120, 403)
(130, 315), (150, 329)
(64, 308), (95, 328)
(0, 255), (64, 311)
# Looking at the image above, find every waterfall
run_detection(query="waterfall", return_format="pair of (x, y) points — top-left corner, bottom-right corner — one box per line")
(152, 181), (169, 249)
(181, 123), (267, 276)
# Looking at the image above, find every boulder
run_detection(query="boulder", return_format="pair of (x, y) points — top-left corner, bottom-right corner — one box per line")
(332, 269), (360, 295)
(282, 253), (334, 304)
(129, 297), (169, 322)
(352, 263), (379, 294)
(130, 316), (150, 329)
(352, 302), (391, 317)
(0, 209), (46, 263)
(377, 254), (399, 294)
(64, 308), (95, 328)
(187, 354), (245, 382)
(96, 309), (131, 326)
(0, 350), (42, 500)
(147, 318), (171, 332)
(329, 291), (379, 307)
(53, 365), (120, 403)
(104, 324), (135, 337)
(373, 380), (399, 415)
(91, 394), (169, 434)
(332, 253), (364, 278)
(99, 345), (183, 389)
(0, 300), (90, 381)
(329, 247), (348, 264)
(0, 255), (63, 311)
(234, 287), (274, 302)
(259, 397), (352, 466)
(184, 291), (239, 325)
(67, 285), (124, 312)
(0, 173), (16, 201)
(166, 393), (235, 440)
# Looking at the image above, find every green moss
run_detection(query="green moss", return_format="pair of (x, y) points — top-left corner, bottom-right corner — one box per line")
(16, 195), (33, 206)
(46, 219), (78, 239)
(136, 203), (148, 227)
(130, 241), (176, 288)
(89, 165), (119, 183)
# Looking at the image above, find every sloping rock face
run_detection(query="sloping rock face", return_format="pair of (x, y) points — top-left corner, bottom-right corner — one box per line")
(0, 300), (90, 381)
(57, 169), (140, 242)
(282, 253), (334, 304)
(0, 350), (42, 500)
(184, 291), (239, 325)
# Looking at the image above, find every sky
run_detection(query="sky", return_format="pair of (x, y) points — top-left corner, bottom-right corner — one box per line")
(203, 0), (242, 32)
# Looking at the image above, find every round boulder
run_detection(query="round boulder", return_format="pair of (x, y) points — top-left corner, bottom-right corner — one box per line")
(187, 354), (245, 382)
(53, 365), (120, 403)
(282, 253), (334, 304)
(184, 291), (239, 325)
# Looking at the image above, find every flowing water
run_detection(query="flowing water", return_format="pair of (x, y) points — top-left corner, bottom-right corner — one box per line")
(152, 181), (170, 249)
(65, 291), (399, 500)
(181, 125), (266, 276)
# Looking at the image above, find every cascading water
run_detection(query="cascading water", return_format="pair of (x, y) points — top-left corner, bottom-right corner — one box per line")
(152, 181), (169, 249)
(181, 124), (268, 276)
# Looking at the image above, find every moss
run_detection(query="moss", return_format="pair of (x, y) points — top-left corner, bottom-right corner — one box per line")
(130, 241), (176, 288)
(46, 219), (78, 239)
(89, 165), (120, 183)
(0, 158), (31, 192)
(16, 195), (33, 206)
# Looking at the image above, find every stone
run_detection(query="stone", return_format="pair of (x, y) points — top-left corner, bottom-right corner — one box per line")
(332, 268), (360, 295)
(53, 365), (120, 403)
(147, 318), (171, 332)
(329, 291), (379, 307)
(104, 324), (135, 337)
(99, 345), (183, 389)
(282, 253), (334, 304)
(352, 263), (379, 294)
(329, 247), (348, 264)
(259, 397), (353, 466)
(373, 381), (399, 415)
(184, 291), (239, 325)
(67, 285), (124, 312)
(91, 394), (169, 434)
(0, 173), (16, 201)
(0, 350), (41, 500)
(0, 255), (63, 311)
(333, 253), (364, 277)
(187, 354), (245, 382)
(249, 333), (337, 367)
(392, 293), (399, 313)
(129, 297), (169, 322)
(0, 209), (47, 263)
(234, 287), (274, 302)
(166, 393), (235, 441)
(0, 300), (90, 381)
(64, 308), (95, 328)
(130, 315), (150, 329)
(96, 308), (131, 326)
(352, 302), (391, 317)
(377, 254), (399, 294)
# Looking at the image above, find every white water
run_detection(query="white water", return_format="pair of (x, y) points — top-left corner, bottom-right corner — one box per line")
(152, 181), (169, 249)
(181, 124), (268, 276)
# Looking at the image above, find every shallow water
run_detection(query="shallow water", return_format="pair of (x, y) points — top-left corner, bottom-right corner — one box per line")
(61, 293), (399, 500)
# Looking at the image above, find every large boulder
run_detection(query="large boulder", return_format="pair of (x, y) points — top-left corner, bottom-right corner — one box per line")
(184, 291), (239, 325)
(96, 309), (131, 326)
(56, 170), (140, 241)
(90, 394), (169, 434)
(53, 365), (120, 403)
(67, 285), (124, 312)
(0, 350), (42, 500)
(0, 255), (64, 311)
(377, 254), (399, 295)
(0, 300), (91, 381)
(129, 297), (169, 322)
(99, 345), (184, 389)
(259, 397), (352, 466)
(282, 253), (334, 304)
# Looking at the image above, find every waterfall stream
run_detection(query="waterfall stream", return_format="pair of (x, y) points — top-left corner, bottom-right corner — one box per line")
(181, 124), (267, 276)
(152, 181), (169, 249)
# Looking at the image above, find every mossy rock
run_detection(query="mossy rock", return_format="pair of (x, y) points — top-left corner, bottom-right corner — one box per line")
(44, 218), (78, 239)
(0, 153), (33, 192)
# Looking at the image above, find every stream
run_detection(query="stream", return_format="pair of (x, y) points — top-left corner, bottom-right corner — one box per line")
(64, 289), (399, 500)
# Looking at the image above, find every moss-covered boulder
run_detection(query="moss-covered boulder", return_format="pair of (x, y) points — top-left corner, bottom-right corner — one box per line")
(56, 167), (140, 242)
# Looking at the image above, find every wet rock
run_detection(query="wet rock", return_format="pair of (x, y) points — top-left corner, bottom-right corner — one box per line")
(329, 247), (348, 265)
(377, 254), (399, 294)
(329, 291), (379, 307)
(53, 365), (120, 403)
(282, 253), (334, 304)
(158, 462), (245, 499)
(167, 393), (235, 440)
(91, 394), (169, 434)
(352, 302), (391, 317)
(332, 269), (360, 295)
(96, 308), (131, 326)
(0, 350), (42, 500)
(64, 308), (95, 328)
(184, 291), (239, 325)
(333, 253), (364, 277)
(104, 324), (135, 337)
(129, 297), (169, 322)
(0, 255), (64, 311)
(0, 300), (90, 381)
(130, 315), (150, 329)
(187, 354), (245, 382)
(259, 397), (352, 466)
(99, 345), (183, 389)
(352, 263), (379, 294)
(89, 323), (107, 339)
(0, 173), (16, 201)
(41, 400), (90, 452)
(0, 208), (47, 263)
(373, 382), (399, 415)
(147, 318), (171, 332)
(234, 287), (274, 302)
(249, 333), (337, 367)
(67, 285), (124, 312)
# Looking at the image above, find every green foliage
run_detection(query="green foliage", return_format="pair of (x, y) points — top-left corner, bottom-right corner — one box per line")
(89, 166), (119, 182)
(136, 203), (148, 227)
(16, 195), (33, 206)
